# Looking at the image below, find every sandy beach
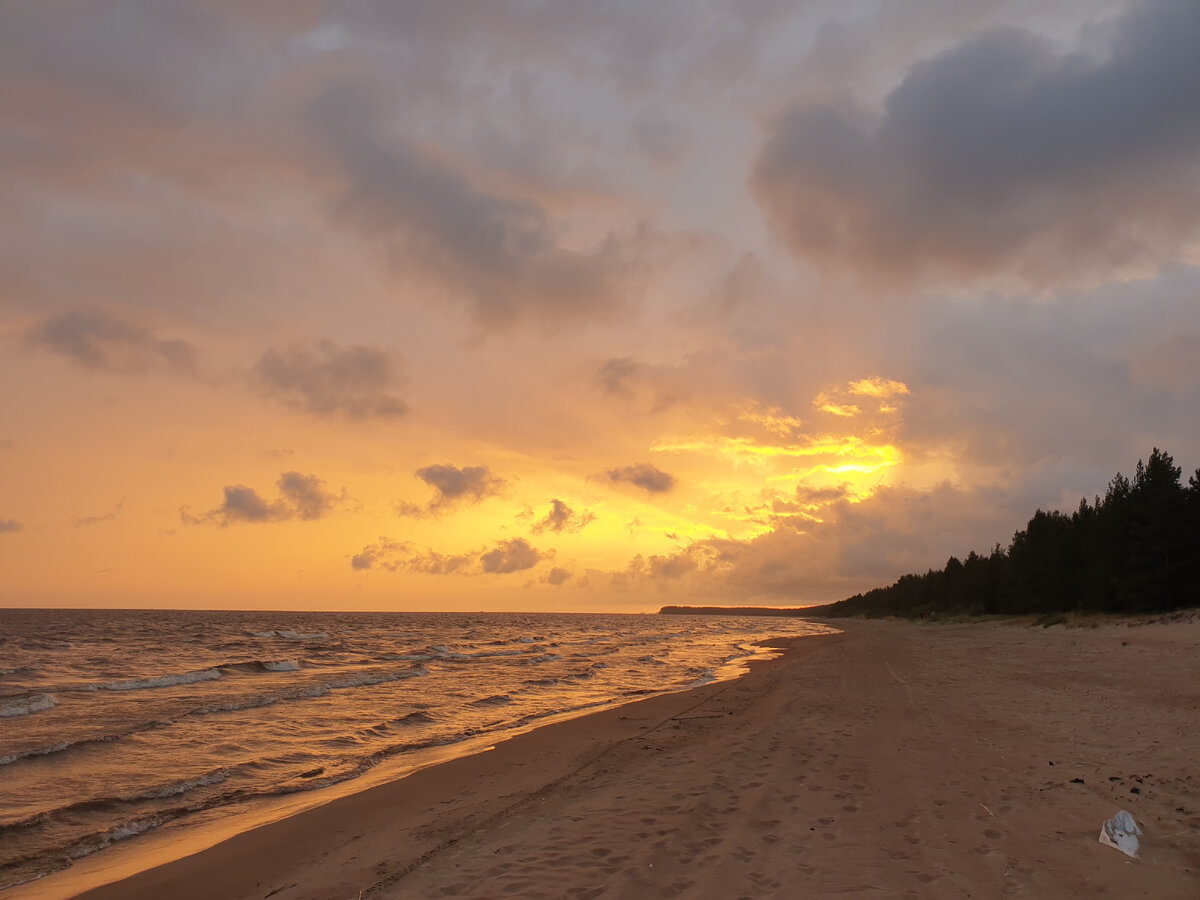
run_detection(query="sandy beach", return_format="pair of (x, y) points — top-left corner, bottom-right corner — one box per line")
(59, 618), (1200, 898)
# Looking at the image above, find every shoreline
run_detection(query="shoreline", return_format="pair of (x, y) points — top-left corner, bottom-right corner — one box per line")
(9, 636), (806, 900)
(18, 619), (1200, 898)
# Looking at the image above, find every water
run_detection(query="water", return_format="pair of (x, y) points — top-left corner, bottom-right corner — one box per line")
(0, 608), (829, 891)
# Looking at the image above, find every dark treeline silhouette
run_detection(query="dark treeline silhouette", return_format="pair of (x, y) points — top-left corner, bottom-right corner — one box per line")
(823, 448), (1200, 619)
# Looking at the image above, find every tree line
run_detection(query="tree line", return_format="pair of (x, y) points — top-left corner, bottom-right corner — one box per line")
(822, 448), (1200, 619)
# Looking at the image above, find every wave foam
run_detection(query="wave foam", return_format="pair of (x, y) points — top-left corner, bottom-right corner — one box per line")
(94, 668), (222, 692)
(0, 693), (57, 718)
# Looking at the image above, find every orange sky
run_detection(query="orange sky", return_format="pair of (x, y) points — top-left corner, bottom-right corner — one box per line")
(2, 1), (1199, 611)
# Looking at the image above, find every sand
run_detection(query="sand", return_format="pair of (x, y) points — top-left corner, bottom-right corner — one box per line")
(59, 619), (1200, 898)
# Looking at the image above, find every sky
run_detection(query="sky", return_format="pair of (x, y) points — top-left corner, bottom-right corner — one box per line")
(2, 0), (1199, 612)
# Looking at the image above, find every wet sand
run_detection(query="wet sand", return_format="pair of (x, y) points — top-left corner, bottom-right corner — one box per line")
(70, 618), (1200, 898)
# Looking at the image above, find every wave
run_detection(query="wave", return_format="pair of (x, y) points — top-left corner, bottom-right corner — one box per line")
(0, 720), (166, 767)
(0, 666), (40, 678)
(85, 668), (223, 693)
(219, 659), (302, 674)
(0, 693), (57, 718)
(470, 693), (514, 707)
(67, 815), (165, 862)
(528, 653), (561, 663)
(392, 710), (435, 726)
(251, 630), (327, 640)
(1, 664), (429, 768)
(0, 769), (232, 833)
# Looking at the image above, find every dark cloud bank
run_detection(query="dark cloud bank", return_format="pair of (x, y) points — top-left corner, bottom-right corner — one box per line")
(307, 82), (639, 330)
(753, 0), (1200, 285)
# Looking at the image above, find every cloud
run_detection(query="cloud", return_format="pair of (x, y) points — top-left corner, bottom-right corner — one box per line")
(407, 549), (476, 575)
(276, 472), (341, 520)
(480, 537), (546, 574)
(351, 537), (413, 571)
(596, 357), (639, 398)
(184, 471), (343, 526)
(531, 499), (595, 534)
(813, 377), (909, 419)
(349, 537), (474, 575)
(72, 497), (126, 527)
(631, 108), (693, 169)
(599, 463), (677, 494)
(25, 309), (197, 374)
(307, 82), (640, 329)
(603, 478), (1027, 604)
(399, 464), (507, 516)
(254, 340), (407, 420)
(543, 566), (573, 586)
(752, 1), (1200, 287)
(0, 519), (22, 533)
(350, 535), (548, 576)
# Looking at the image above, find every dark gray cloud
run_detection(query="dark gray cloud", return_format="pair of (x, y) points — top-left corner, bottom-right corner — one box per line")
(276, 472), (340, 520)
(480, 537), (546, 574)
(531, 499), (595, 535)
(543, 566), (573, 586)
(0, 519), (22, 533)
(211, 486), (282, 525)
(753, 1), (1200, 286)
(600, 463), (677, 494)
(184, 471), (342, 526)
(307, 82), (639, 329)
(254, 340), (407, 420)
(25, 309), (197, 374)
(400, 464), (507, 516)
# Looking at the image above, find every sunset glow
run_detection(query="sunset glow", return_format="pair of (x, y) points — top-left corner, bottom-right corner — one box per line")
(2, 1), (1199, 612)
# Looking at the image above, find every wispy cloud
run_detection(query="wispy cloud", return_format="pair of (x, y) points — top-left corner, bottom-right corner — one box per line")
(25, 310), (197, 375)
(72, 497), (126, 527)
(530, 499), (595, 535)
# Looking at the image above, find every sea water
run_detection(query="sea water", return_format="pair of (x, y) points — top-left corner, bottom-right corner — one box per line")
(0, 608), (828, 890)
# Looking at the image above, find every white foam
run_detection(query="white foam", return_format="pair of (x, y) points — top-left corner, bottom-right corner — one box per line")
(0, 693), (58, 718)
(98, 668), (222, 692)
